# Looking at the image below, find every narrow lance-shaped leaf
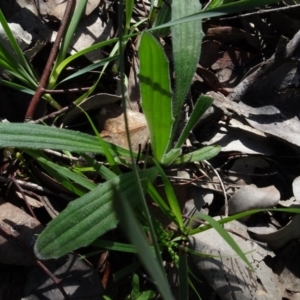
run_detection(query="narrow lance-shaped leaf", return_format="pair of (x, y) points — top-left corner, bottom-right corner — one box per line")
(35, 167), (158, 259)
(0, 80), (35, 95)
(138, 32), (173, 162)
(0, 9), (38, 80)
(0, 123), (133, 158)
(171, 0), (203, 131)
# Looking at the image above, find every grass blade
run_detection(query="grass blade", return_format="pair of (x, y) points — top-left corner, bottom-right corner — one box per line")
(152, 0), (171, 37)
(175, 95), (213, 148)
(145, 179), (177, 223)
(138, 32), (173, 162)
(189, 208), (300, 235)
(59, 1), (87, 62)
(153, 160), (184, 230)
(113, 187), (175, 300)
(0, 9), (37, 79)
(194, 214), (253, 271)
(56, 55), (117, 87)
(125, 0), (134, 32)
(0, 80), (35, 95)
(92, 239), (140, 253)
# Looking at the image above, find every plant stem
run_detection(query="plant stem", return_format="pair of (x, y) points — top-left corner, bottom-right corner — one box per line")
(24, 0), (76, 121)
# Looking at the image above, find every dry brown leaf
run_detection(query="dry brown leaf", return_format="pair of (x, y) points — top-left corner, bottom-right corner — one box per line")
(96, 104), (149, 152)
(0, 201), (43, 265)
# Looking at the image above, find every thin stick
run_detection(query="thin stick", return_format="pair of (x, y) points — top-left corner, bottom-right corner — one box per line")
(204, 160), (228, 217)
(10, 175), (37, 219)
(36, 260), (71, 300)
(43, 87), (91, 94)
(32, 105), (71, 124)
(0, 176), (73, 201)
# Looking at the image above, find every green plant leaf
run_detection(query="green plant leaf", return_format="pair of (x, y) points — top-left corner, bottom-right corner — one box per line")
(35, 167), (158, 259)
(113, 184), (175, 300)
(205, 0), (228, 9)
(0, 80), (35, 95)
(145, 179), (177, 223)
(138, 32), (173, 162)
(161, 148), (181, 166)
(0, 123), (133, 158)
(135, 290), (156, 300)
(92, 239), (140, 253)
(131, 274), (140, 299)
(152, 0), (171, 37)
(80, 153), (116, 181)
(49, 0), (87, 87)
(171, 0), (203, 127)
(0, 9), (38, 80)
(125, 0), (134, 32)
(175, 95), (213, 148)
(172, 145), (221, 165)
(189, 208), (300, 235)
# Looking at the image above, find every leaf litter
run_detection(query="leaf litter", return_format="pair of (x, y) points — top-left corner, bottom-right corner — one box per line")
(1, 1), (300, 299)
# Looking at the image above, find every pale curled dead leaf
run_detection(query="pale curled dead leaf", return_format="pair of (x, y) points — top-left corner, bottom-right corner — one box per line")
(219, 184), (280, 217)
(96, 104), (149, 152)
(249, 214), (300, 251)
(0, 201), (43, 265)
(292, 176), (300, 201)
